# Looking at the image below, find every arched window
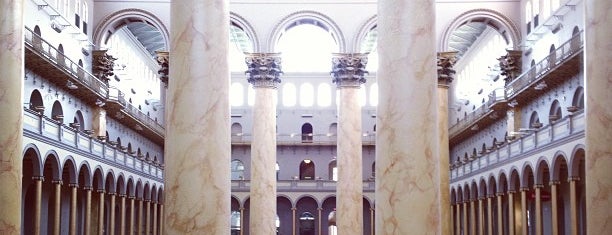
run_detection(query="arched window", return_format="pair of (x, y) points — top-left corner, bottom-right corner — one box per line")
(360, 26), (378, 72)
(51, 101), (64, 123)
(300, 83), (314, 107)
(231, 123), (243, 142)
(33, 25), (42, 49)
(230, 83), (244, 106)
(231, 160), (245, 180)
(282, 83), (297, 107)
(57, 44), (65, 65)
(572, 86), (584, 110)
(328, 123), (337, 140)
(229, 23), (253, 72)
(276, 23), (338, 72)
(571, 26), (581, 51)
(300, 159), (315, 180)
(29, 90), (44, 112)
(299, 212), (315, 234)
(301, 123), (313, 143)
(549, 100), (562, 122)
(73, 110), (85, 131)
(529, 111), (542, 128)
(549, 44), (557, 67)
(230, 210), (241, 234)
(328, 160), (337, 181)
(317, 83), (332, 107)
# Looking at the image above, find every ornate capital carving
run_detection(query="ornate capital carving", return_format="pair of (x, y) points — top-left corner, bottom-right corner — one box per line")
(437, 51), (458, 87)
(92, 50), (117, 84)
(498, 50), (522, 85)
(331, 53), (368, 88)
(245, 53), (282, 88)
(156, 51), (169, 87)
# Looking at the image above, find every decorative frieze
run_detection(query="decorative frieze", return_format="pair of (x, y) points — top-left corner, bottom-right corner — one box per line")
(156, 51), (169, 87)
(331, 53), (368, 88)
(245, 53), (282, 88)
(498, 50), (522, 84)
(437, 51), (458, 87)
(92, 50), (117, 83)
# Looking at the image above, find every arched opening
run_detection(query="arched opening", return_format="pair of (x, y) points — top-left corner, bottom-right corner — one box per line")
(231, 122), (243, 142)
(57, 44), (66, 65)
(29, 89), (44, 113)
(549, 44), (557, 67)
(571, 26), (581, 51)
(22, 147), (41, 235)
(300, 159), (315, 180)
(231, 159), (245, 180)
(276, 19), (340, 72)
(328, 123), (337, 141)
(73, 110), (85, 131)
(229, 22), (254, 72)
(301, 123), (313, 143)
(571, 86), (584, 111)
(277, 196), (293, 235)
(328, 159), (337, 181)
(33, 25), (42, 48)
(51, 101), (64, 123)
(549, 100), (562, 122)
(530, 111), (542, 128)
(299, 212), (316, 235)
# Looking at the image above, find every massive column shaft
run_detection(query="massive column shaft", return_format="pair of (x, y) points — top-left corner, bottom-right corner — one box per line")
(332, 53), (367, 235)
(0, 1), (24, 233)
(376, 0), (440, 233)
(585, 1), (612, 234)
(437, 51), (457, 235)
(245, 53), (282, 235)
(165, 0), (231, 234)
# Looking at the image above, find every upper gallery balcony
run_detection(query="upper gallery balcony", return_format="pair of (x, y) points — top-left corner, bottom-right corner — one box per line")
(24, 26), (108, 105)
(24, 26), (165, 145)
(106, 88), (165, 146)
(449, 30), (584, 145)
(231, 133), (376, 146)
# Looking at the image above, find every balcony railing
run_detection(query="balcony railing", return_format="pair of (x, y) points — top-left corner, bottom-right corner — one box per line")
(231, 133), (376, 145)
(449, 88), (506, 136)
(450, 110), (585, 181)
(108, 88), (165, 137)
(24, 27), (108, 98)
(22, 107), (163, 181)
(231, 179), (376, 192)
(505, 30), (584, 97)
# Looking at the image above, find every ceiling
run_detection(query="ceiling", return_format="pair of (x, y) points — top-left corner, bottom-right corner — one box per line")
(125, 21), (166, 57)
(448, 22), (489, 59)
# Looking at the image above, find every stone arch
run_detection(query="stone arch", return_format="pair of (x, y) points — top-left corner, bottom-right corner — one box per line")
(269, 10), (346, 52)
(126, 177), (135, 198)
(487, 174), (497, 196)
(498, 171), (508, 193)
(569, 145), (586, 178)
(478, 177), (488, 198)
(78, 161), (92, 188)
(23, 144), (43, 177)
(105, 169), (116, 194)
(521, 163), (535, 188)
(535, 156), (551, 185)
(157, 187), (164, 204)
(439, 8), (521, 51)
(43, 150), (62, 181)
(230, 12), (259, 52)
(143, 182), (151, 201)
(151, 184), (158, 203)
(457, 186), (464, 202)
(116, 173), (126, 196)
(62, 156), (79, 185)
(470, 180), (479, 200)
(135, 179), (144, 199)
(353, 14), (378, 52)
(508, 167), (521, 191)
(550, 151), (569, 181)
(93, 8), (169, 51)
(92, 166), (105, 191)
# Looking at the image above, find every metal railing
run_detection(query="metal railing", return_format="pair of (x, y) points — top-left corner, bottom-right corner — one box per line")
(505, 30), (584, 97)
(24, 27), (108, 98)
(449, 88), (506, 135)
(230, 133), (376, 145)
(108, 88), (165, 136)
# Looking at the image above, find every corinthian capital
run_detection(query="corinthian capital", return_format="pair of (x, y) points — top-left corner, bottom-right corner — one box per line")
(331, 53), (368, 88)
(437, 51), (458, 87)
(156, 51), (169, 87)
(245, 53), (282, 88)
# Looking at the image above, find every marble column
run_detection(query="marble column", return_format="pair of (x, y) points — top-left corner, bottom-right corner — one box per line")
(34, 177), (43, 235)
(152, 202), (158, 235)
(520, 188), (528, 235)
(331, 53), (367, 235)
(508, 191), (515, 235)
(455, 202), (461, 235)
(534, 184), (543, 235)
(585, 1), (612, 234)
(85, 187), (92, 235)
(129, 197), (135, 235)
(462, 201), (468, 235)
(0, 0), (24, 234)
(98, 190), (105, 235)
(158, 204), (164, 235)
(119, 194), (126, 235)
(550, 181), (559, 235)
(487, 196), (493, 235)
(470, 199), (476, 234)
(145, 200), (151, 235)
(53, 180), (62, 235)
(165, 1), (230, 233)
(137, 199), (143, 235)
(245, 53), (282, 235)
(109, 193), (116, 235)
(239, 207), (244, 235)
(292, 207), (297, 235)
(437, 51), (457, 235)
(70, 184), (78, 235)
(376, 0), (440, 233)
(478, 198), (484, 235)
(497, 193), (504, 235)
(569, 178), (578, 235)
